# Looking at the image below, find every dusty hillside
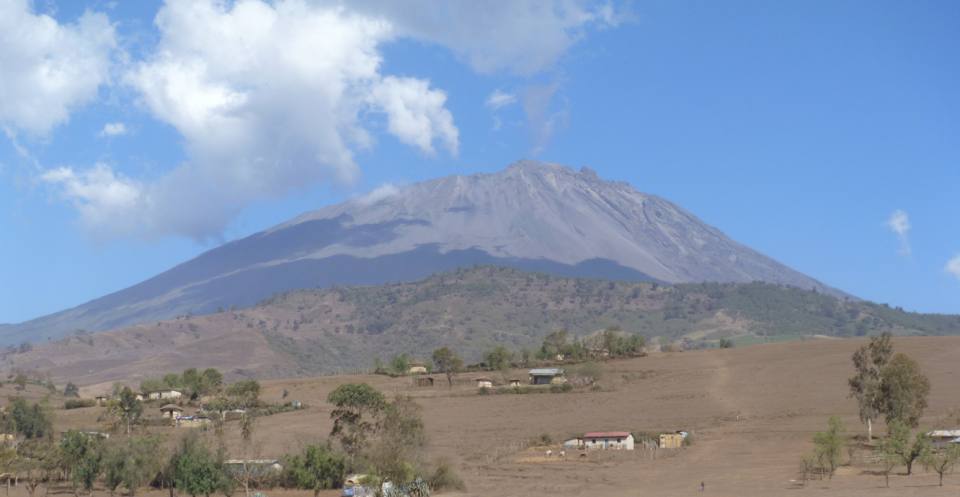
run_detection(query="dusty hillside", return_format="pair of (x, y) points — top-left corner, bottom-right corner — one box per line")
(41, 336), (960, 497)
(5, 160), (840, 344)
(4, 267), (959, 386)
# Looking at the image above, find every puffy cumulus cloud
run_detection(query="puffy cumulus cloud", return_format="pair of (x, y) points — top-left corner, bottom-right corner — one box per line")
(946, 255), (960, 281)
(356, 183), (400, 206)
(94, 0), (459, 239)
(887, 209), (911, 256)
(41, 164), (144, 237)
(99, 122), (127, 137)
(0, 0), (116, 134)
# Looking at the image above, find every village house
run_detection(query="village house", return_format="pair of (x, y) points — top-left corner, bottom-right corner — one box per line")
(529, 368), (566, 385)
(476, 378), (494, 389)
(582, 432), (635, 450)
(146, 389), (183, 401)
(223, 459), (284, 477)
(176, 415), (211, 428)
(927, 430), (960, 448)
(160, 404), (184, 419)
(407, 362), (428, 375)
(508, 379), (523, 388)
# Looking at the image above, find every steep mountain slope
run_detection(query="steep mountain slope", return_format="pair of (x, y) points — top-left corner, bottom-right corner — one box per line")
(2, 161), (840, 344)
(4, 267), (956, 386)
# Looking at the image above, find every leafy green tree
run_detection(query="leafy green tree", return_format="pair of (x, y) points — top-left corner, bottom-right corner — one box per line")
(848, 332), (893, 441)
(63, 382), (80, 398)
(108, 387), (143, 435)
(171, 437), (227, 497)
(139, 378), (164, 394)
(15, 439), (60, 497)
(327, 383), (386, 462)
(718, 338), (735, 349)
(483, 346), (513, 371)
(61, 431), (104, 496)
(162, 373), (183, 389)
(812, 416), (845, 478)
(431, 347), (463, 388)
(922, 443), (960, 486)
(5, 398), (52, 439)
(225, 380), (261, 408)
(885, 420), (930, 475)
(880, 353), (930, 428)
(539, 330), (569, 359)
(103, 436), (163, 496)
(282, 444), (346, 497)
(200, 368), (224, 394)
(389, 354), (410, 376)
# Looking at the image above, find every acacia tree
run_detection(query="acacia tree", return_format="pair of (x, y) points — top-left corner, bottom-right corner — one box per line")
(283, 444), (345, 497)
(109, 387), (143, 435)
(327, 383), (386, 464)
(483, 346), (513, 372)
(813, 416), (845, 478)
(431, 348), (463, 388)
(922, 443), (960, 486)
(848, 333), (893, 442)
(885, 420), (930, 476)
(171, 437), (227, 497)
(366, 395), (426, 484)
(880, 353), (930, 428)
(61, 431), (104, 496)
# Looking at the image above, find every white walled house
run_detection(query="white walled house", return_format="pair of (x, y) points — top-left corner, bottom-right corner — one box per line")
(582, 432), (635, 450)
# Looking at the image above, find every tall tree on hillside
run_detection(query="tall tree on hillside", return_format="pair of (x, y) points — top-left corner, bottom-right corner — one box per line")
(327, 383), (386, 463)
(431, 347), (463, 388)
(880, 353), (930, 428)
(109, 387), (143, 435)
(848, 333), (893, 441)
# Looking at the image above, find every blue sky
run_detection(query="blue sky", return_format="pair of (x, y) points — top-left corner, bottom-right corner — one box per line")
(1, 0), (958, 323)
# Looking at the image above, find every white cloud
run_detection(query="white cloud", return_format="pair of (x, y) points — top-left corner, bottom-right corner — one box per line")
(946, 255), (960, 281)
(523, 82), (568, 156)
(356, 183), (400, 206)
(40, 0), (616, 239)
(99, 122), (127, 137)
(887, 209), (911, 256)
(41, 164), (144, 237)
(485, 90), (517, 110)
(0, 0), (116, 134)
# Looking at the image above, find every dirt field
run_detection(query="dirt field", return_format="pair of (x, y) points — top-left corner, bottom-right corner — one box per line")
(17, 336), (960, 496)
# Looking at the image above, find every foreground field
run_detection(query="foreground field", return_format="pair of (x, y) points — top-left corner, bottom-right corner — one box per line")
(45, 336), (960, 496)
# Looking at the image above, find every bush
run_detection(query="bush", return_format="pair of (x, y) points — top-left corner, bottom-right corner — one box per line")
(718, 338), (735, 349)
(64, 399), (96, 409)
(426, 459), (465, 492)
(534, 433), (553, 446)
(549, 383), (573, 393)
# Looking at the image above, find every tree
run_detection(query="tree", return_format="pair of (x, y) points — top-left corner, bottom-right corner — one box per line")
(200, 368), (224, 395)
(171, 437), (227, 497)
(539, 330), (569, 359)
(366, 396), (426, 484)
(61, 431), (104, 496)
(63, 382), (80, 398)
(283, 444), (346, 497)
(327, 384), (386, 462)
(5, 398), (52, 439)
(876, 442), (899, 488)
(108, 387), (143, 435)
(483, 346), (512, 372)
(15, 439), (60, 497)
(922, 443), (960, 486)
(812, 416), (845, 478)
(718, 338), (735, 349)
(880, 353), (930, 428)
(431, 347), (463, 388)
(389, 354), (410, 375)
(885, 420), (930, 475)
(226, 380), (261, 408)
(13, 374), (27, 391)
(848, 333), (893, 442)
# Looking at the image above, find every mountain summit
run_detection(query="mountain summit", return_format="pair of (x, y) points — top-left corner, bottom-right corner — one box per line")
(3, 161), (838, 344)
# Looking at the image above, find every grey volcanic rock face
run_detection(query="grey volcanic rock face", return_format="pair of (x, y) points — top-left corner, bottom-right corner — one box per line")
(2, 161), (839, 344)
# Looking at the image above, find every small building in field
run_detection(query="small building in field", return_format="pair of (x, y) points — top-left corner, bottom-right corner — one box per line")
(408, 363), (428, 375)
(94, 395), (110, 406)
(146, 389), (183, 401)
(659, 432), (686, 449)
(563, 437), (583, 449)
(508, 379), (523, 388)
(927, 430), (960, 448)
(583, 432), (634, 451)
(223, 459), (283, 477)
(413, 376), (434, 387)
(476, 378), (494, 389)
(176, 416), (211, 428)
(529, 368), (566, 385)
(160, 404), (184, 419)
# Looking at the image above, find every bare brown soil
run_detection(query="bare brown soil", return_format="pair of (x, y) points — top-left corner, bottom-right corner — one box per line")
(10, 336), (960, 496)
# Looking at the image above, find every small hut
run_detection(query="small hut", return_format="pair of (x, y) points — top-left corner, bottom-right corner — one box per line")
(476, 378), (493, 389)
(508, 379), (522, 388)
(160, 404), (184, 419)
